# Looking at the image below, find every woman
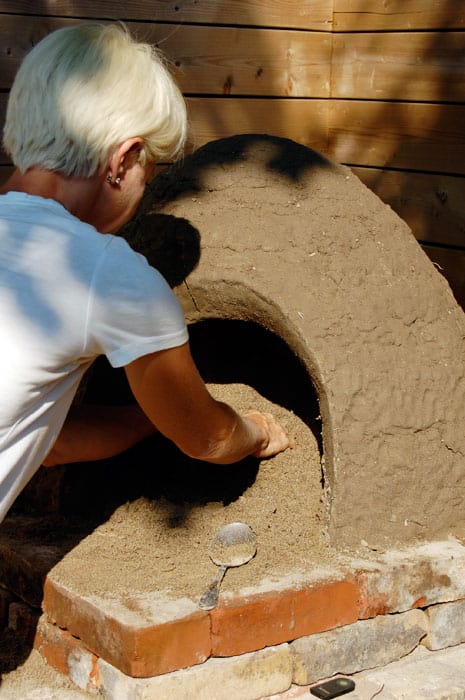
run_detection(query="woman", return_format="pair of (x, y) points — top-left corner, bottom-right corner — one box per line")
(0, 23), (290, 521)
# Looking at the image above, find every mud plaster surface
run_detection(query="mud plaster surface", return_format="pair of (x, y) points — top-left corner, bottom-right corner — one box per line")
(50, 384), (329, 600)
(126, 134), (465, 547)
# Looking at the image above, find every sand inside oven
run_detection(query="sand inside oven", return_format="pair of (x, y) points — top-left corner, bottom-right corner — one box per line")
(50, 383), (330, 601)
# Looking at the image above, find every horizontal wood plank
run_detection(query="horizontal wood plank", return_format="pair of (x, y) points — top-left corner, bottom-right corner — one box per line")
(353, 167), (465, 247)
(4, 15), (463, 102)
(0, 15), (332, 96)
(186, 97), (329, 152)
(0, 1), (333, 30)
(154, 25), (331, 98)
(328, 100), (465, 175)
(333, 0), (465, 31)
(332, 31), (465, 102)
(0, 15), (79, 89)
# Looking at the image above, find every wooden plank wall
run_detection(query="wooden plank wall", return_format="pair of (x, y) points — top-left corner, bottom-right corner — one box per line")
(0, 1), (464, 304)
(331, 0), (465, 307)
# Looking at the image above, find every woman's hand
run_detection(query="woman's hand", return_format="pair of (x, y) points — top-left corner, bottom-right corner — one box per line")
(125, 342), (294, 464)
(242, 410), (292, 459)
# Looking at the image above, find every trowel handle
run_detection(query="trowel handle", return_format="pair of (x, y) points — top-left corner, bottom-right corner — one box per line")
(198, 564), (228, 610)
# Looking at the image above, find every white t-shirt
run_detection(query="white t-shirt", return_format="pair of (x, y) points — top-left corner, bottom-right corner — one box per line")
(0, 191), (189, 521)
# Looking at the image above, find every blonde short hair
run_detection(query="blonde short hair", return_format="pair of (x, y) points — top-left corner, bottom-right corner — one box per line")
(3, 23), (187, 177)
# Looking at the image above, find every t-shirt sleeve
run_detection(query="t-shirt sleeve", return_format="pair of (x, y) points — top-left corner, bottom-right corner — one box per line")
(85, 236), (189, 368)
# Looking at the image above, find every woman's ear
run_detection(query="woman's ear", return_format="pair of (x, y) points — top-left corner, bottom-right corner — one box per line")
(107, 137), (144, 182)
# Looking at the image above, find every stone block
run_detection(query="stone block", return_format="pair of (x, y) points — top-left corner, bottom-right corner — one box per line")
(353, 644), (465, 700)
(355, 539), (465, 617)
(98, 644), (293, 700)
(424, 599), (465, 651)
(290, 609), (428, 685)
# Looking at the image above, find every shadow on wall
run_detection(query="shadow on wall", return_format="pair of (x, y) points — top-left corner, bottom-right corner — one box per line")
(122, 133), (333, 308)
(122, 213), (202, 288)
(129, 132), (332, 220)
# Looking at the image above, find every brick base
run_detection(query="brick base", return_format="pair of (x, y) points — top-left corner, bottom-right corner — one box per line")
(24, 541), (465, 700)
(5, 537), (465, 697)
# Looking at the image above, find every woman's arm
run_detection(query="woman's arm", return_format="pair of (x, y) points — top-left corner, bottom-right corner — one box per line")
(125, 342), (290, 464)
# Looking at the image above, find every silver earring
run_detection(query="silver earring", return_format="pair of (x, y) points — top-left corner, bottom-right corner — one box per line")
(106, 173), (121, 186)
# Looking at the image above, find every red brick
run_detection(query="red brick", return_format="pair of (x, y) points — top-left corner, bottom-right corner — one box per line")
(356, 573), (389, 619)
(413, 596), (427, 609)
(211, 579), (359, 657)
(43, 578), (212, 677)
(34, 617), (99, 690)
(354, 542), (465, 619)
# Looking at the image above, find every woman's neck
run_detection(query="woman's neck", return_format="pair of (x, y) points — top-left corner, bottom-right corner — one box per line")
(1, 167), (103, 223)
